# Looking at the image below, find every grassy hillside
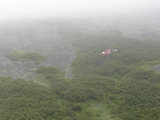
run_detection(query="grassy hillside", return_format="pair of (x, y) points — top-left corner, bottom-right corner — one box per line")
(0, 38), (160, 120)
(0, 18), (160, 119)
(71, 38), (160, 120)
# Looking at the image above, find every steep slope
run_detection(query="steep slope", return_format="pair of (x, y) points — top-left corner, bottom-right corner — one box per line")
(0, 20), (76, 79)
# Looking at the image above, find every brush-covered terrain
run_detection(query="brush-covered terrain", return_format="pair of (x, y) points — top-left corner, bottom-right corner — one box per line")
(0, 17), (160, 120)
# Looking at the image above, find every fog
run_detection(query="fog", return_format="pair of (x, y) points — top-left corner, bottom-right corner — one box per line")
(0, 0), (159, 20)
(0, 0), (159, 79)
(1, 0), (160, 119)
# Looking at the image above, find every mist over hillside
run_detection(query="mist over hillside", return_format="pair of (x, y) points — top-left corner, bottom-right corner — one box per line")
(0, 8), (160, 119)
(0, 10), (160, 78)
(0, 20), (76, 78)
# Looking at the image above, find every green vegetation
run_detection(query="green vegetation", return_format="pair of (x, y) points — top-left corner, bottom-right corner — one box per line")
(7, 50), (45, 64)
(0, 77), (74, 120)
(1, 37), (160, 119)
(70, 39), (160, 120)
(0, 16), (160, 119)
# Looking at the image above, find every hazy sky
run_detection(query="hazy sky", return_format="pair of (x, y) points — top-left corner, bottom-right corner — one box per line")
(0, 0), (159, 20)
